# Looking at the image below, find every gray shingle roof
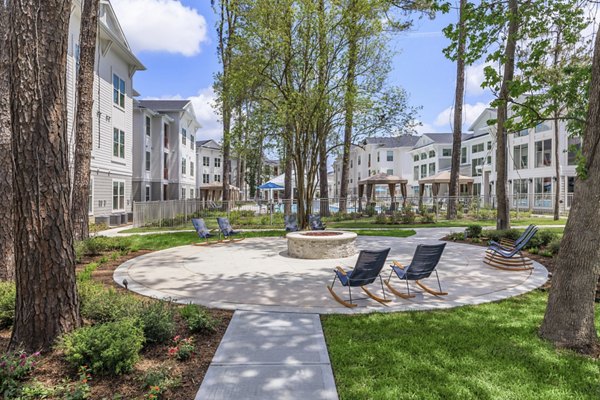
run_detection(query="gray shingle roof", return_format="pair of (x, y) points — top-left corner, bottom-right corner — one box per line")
(138, 99), (190, 112)
(197, 139), (221, 150)
(363, 135), (421, 148)
(412, 133), (473, 150)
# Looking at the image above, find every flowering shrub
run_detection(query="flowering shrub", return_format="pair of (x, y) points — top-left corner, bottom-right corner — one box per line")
(0, 351), (40, 397)
(144, 385), (163, 400)
(63, 365), (92, 400)
(168, 336), (195, 361)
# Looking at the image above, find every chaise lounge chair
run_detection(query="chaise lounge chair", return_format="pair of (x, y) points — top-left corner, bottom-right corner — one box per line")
(489, 224), (536, 251)
(284, 214), (299, 232)
(192, 218), (214, 246)
(216, 217), (244, 243)
(309, 214), (326, 230)
(327, 248), (391, 308)
(385, 243), (447, 299)
(484, 227), (537, 271)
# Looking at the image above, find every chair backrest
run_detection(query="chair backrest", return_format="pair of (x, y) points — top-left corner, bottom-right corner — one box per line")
(405, 243), (446, 280)
(511, 226), (538, 254)
(217, 217), (233, 236)
(192, 218), (210, 238)
(514, 225), (536, 247)
(348, 248), (391, 287)
(309, 215), (324, 230)
(284, 214), (298, 232)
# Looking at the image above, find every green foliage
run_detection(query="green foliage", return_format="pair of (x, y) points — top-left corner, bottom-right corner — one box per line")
(179, 304), (216, 334)
(446, 232), (465, 241)
(60, 319), (145, 376)
(0, 351), (40, 398)
(548, 238), (561, 255)
(168, 336), (195, 361)
(0, 281), (16, 329)
(420, 212), (435, 224)
(142, 366), (180, 392)
(484, 229), (522, 243)
(365, 204), (376, 217)
(401, 205), (416, 224)
(528, 230), (558, 249)
(78, 237), (132, 256)
(137, 300), (176, 345)
(465, 224), (483, 238)
(374, 213), (388, 224)
(78, 281), (141, 323)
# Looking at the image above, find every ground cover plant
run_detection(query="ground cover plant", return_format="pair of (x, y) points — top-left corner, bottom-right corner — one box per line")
(322, 291), (600, 400)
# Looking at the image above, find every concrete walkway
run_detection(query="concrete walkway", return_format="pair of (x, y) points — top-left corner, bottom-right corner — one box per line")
(195, 311), (338, 400)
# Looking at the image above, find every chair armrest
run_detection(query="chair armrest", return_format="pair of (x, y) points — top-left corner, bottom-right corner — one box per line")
(335, 266), (347, 276)
(499, 238), (515, 245)
(392, 261), (405, 270)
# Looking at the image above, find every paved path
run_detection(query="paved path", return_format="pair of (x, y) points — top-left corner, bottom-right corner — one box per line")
(113, 228), (548, 314)
(195, 311), (338, 400)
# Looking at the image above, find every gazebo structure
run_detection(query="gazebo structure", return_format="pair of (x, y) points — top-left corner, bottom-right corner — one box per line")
(357, 173), (408, 212)
(418, 170), (474, 208)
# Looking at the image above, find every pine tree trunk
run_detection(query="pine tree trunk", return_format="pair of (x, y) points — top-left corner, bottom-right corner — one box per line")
(539, 24), (600, 355)
(284, 140), (293, 215)
(495, 0), (517, 230)
(9, 0), (81, 352)
(0, 1), (14, 281)
(447, 0), (466, 220)
(553, 112), (561, 220)
(317, 0), (329, 218)
(319, 138), (330, 217)
(72, 0), (100, 240)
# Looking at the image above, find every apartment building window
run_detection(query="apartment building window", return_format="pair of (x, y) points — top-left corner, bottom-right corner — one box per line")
(387, 150), (394, 161)
(145, 151), (151, 171)
(190, 189), (194, 198)
(513, 179), (528, 201)
(568, 176), (575, 194)
(515, 128), (529, 137)
(182, 188), (186, 199)
(535, 177), (552, 207)
(214, 174), (221, 182)
(428, 162), (436, 176)
(413, 155), (419, 162)
(113, 128), (125, 158)
(413, 166), (419, 181)
(535, 139), (552, 167)
(113, 74), (125, 108)
(191, 135), (195, 149)
(377, 152), (380, 162)
(386, 169), (394, 176)
(203, 174), (210, 184)
(535, 122), (550, 133)
(487, 141), (492, 150)
(182, 128), (187, 145)
(350, 159), (353, 168)
(190, 161), (194, 176)
(420, 164), (427, 177)
(442, 148), (451, 157)
(513, 144), (528, 170)
(357, 155), (361, 165)
(472, 143), (484, 153)
(145, 116), (151, 137)
(568, 138), (581, 165)
(473, 183), (481, 196)
(88, 180), (94, 215)
(461, 147), (467, 164)
(472, 157), (484, 176)
(420, 153), (427, 160)
(112, 181), (125, 211)
(145, 186), (151, 202)
(368, 154), (371, 167)
(203, 156), (210, 166)
(182, 158), (187, 175)
(428, 150), (435, 158)
(487, 156), (492, 164)
(357, 173), (361, 181)
(215, 158), (221, 168)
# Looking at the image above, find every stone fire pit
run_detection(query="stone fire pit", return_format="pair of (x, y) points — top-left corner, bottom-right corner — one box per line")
(286, 231), (357, 259)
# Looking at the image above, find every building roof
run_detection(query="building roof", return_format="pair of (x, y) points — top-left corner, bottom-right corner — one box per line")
(197, 139), (221, 150)
(412, 133), (473, 150)
(363, 135), (421, 148)
(137, 100), (191, 112)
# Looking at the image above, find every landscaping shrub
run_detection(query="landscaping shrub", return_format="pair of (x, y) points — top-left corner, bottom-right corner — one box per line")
(168, 336), (195, 361)
(548, 238), (561, 255)
(0, 281), (16, 329)
(484, 229), (521, 243)
(179, 304), (216, 333)
(60, 319), (145, 376)
(420, 212), (435, 224)
(365, 204), (376, 217)
(476, 208), (495, 221)
(142, 366), (180, 395)
(137, 300), (176, 344)
(374, 213), (388, 224)
(446, 232), (464, 241)
(78, 281), (141, 323)
(79, 236), (132, 256)
(537, 230), (558, 247)
(400, 205), (416, 224)
(465, 224), (483, 239)
(0, 351), (40, 398)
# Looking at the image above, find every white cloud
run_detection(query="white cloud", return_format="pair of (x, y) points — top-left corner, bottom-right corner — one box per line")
(112, 0), (208, 56)
(434, 102), (489, 130)
(465, 62), (493, 97)
(414, 122), (437, 135)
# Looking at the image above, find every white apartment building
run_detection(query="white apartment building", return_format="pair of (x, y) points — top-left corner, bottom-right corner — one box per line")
(67, 0), (145, 225)
(135, 100), (200, 201)
(196, 139), (225, 201)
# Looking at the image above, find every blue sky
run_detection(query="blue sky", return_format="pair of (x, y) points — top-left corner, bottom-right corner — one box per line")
(112, 0), (494, 141)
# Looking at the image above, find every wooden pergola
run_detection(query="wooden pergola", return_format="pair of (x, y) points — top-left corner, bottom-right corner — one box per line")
(357, 173), (408, 212)
(418, 170), (474, 208)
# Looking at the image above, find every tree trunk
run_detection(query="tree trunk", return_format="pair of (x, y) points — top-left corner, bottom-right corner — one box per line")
(317, 0), (329, 217)
(553, 111), (561, 220)
(284, 139), (293, 215)
(339, 0), (358, 214)
(71, 0), (100, 241)
(222, 107), (231, 208)
(9, 0), (81, 352)
(0, 1), (14, 281)
(495, 0), (517, 230)
(447, 0), (466, 220)
(319, 138), (329, 216)
(539, 23), (600, 355)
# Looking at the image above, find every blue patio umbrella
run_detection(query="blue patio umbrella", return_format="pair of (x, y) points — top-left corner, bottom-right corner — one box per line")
(258, 181), (284, 224)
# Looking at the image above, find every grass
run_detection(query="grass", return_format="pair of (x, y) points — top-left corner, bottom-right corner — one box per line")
(322, 291), (600, 400)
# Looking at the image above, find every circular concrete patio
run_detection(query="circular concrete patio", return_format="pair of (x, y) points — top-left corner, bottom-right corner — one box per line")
(113, 228), (548, 314)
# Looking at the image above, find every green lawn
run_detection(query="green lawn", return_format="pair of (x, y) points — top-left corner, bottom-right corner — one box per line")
(322, 291), (600, 400)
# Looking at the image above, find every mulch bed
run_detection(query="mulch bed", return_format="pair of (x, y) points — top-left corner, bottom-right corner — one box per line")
(1, 250), (233, 399)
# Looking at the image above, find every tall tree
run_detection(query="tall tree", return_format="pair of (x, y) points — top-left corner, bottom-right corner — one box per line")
(446, 0), (467, 220)
(317, 0), (330, 217)
(539, 21), (600, 355)
(0, 0), (14, 281)
(9, 0), (81, 351)
(71, 0), (100, 240)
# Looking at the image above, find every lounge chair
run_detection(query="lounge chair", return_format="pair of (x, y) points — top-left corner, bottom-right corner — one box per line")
(309, 214), (326, 230)
(489, 224), (536, 251)
(327, 248), (391, 308)
(385, 243), (447, 298)
(284, 214), (299, 232)
(484, 227), (537, 271)
(191, 218), (214, 246)
(216, 217), (244, 242)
